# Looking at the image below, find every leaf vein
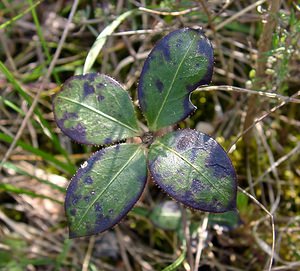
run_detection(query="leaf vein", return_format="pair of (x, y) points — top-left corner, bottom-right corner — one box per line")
(58, 96), (138, 133)
(151, 35), (196, 129)
(157, 142), (228, 201)
(73, 146), (141, 230)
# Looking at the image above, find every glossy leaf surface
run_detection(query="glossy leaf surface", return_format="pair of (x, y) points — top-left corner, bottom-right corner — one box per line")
(65, 144), (147, 238)
(53, 73), (139, 145)
(148, 129), (237, 212)
(138, 28), (213, 131)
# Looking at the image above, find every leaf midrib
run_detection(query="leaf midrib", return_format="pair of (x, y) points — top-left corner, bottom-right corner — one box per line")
(58, 96), (139, 134)
(151, 35), (196, 130)
(157, 142), (228, 202)
(73, 146), (142, 231)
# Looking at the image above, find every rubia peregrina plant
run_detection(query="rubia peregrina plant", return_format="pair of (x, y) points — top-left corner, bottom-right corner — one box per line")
(52, 28), (237, 238)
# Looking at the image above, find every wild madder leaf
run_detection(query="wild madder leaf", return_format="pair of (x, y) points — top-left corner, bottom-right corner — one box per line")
(65, 143), (147, 238)
(148, 129), (237, 213)
(138, 28), (213, 131)
(150, 201), (182, 230)
(53, 73), (140, 145)
(208, 210), (242, 231)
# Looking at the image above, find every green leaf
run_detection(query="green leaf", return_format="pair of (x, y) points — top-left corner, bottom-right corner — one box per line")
(65, 144), (147, 238)
(53, 73), (140, 145)
(138, 28), (214, 131)
(148, 129), (237, 212)
(208, 210), (242, 230)
(150, 201), (181, 230)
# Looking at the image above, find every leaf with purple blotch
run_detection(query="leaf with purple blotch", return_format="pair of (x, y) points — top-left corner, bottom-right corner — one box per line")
(148, 129), (237, 213)
(138, 28), (213, 131)
(208, 210), (242, 231)
(65, 143), (147, 238)
(53, 73), (140, 145)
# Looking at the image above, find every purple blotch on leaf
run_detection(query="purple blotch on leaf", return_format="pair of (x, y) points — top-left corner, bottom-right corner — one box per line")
(83, 82), (95, 97)
(94, 202), (103, 213)
(156, 33), (171, 62)
(84, 176), (93, 185)
(138, 59), (151, 111)
(191, 179), (210, 193)
(60, 112), (78, 121)
(65, 177), (79, 209)
(56, 110), (88, 144)
(176, 38), (183, 48)
(97, 82), (105, 88)
(186, 34), (214, 92)
(71, 194), (81, 205)
(97, 95), (105, 102)
(176, 135), (191, 151)
(65, 149), (106, 217)
(84, 195), (90, 203)
(155, 79), (164, 93)
(77, 73), (97, 82)
(93, 216), (111, 234)
(70, 209), (76, 216)
(70, 123), (87, 143)
(205, 143), (234, 179)
(103, 137), (112, 145)
(175, 130), (199, 151)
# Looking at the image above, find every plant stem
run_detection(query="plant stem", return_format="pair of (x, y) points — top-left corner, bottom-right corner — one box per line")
(243, 0), (282, 144)
(181, 206), (193, 271)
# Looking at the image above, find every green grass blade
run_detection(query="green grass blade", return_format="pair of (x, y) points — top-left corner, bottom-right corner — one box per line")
(0, 183), (63, 204)
(54, 239), (72, 271)
(83, 9), (135, 74)
(162, 248), (186, 271)
(2, 162), (65, 192)
(0, 133), (74, 174)
(0, 96), (25, 116)
(0, 61), (76, 172)
(0, 0), (42, 30)
(27, 0), (60, 83)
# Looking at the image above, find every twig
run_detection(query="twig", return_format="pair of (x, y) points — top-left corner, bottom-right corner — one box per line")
(227, 90), (300, 153)
(82, 236), (95, 271)
(110, 28), (172, 36)
(251, 142), (300, 187)
(0, 0), (80, 171)
(181, 206), (193, 271)
(196, 85), (300, 103)
(194, 213), (209, 270)
(115, 226), (133, 271)
(138, 6), (200, 16)
(215, 0), (267, 31)
(243, 0), (282, 143)
(238, 186), (275, 271)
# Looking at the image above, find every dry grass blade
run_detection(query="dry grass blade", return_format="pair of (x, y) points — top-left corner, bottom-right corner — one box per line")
(0, 0), (80, 171)
(83, 10), (135, 74)
(1, 0), (299, 270)
(238, 187), (275, 271)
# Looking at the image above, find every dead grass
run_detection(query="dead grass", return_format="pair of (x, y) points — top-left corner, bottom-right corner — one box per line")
(0, 1), (299, 270)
